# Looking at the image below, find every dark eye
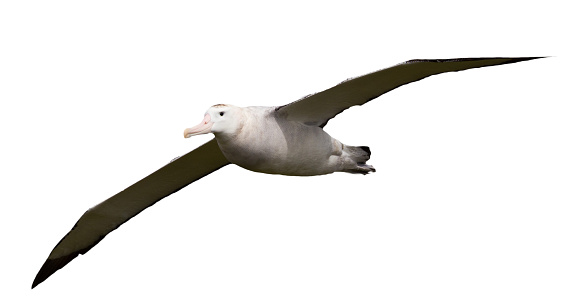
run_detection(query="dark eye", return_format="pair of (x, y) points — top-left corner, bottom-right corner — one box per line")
(219, 112), (224, 116)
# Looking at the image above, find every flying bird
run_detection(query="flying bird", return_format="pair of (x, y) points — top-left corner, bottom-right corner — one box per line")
(32, 57), (544, 288)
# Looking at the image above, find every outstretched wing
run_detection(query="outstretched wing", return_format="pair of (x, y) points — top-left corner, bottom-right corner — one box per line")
(275, 57), (544, 127)
(32, 138), (230, 288)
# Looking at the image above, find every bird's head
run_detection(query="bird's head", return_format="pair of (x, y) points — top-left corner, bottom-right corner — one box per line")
(184, 104), (243, 138)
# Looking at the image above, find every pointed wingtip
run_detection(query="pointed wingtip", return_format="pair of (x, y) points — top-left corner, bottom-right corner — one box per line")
(494, 56), (549, 67)
(511, 56), (549, 62)
(31, 252), (81, 289)
(403, 56), (549, 65)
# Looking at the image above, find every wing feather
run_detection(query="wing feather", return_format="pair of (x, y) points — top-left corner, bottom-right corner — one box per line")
(276, 57), (544, 127)
(32, 138), (230, 288)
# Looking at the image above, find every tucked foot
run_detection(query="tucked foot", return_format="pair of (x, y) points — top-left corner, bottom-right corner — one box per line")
(344, 163), (376, 175)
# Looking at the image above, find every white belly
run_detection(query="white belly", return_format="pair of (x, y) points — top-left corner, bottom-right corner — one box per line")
(215, 109), (341, 176)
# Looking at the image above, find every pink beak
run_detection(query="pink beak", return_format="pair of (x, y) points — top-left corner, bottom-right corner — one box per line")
(184, 114), (213, 138)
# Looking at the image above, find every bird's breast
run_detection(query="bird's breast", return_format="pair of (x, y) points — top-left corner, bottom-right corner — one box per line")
(215, 117), (335, 176)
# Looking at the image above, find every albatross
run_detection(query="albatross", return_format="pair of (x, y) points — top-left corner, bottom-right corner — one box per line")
(32, 57), (544, 288)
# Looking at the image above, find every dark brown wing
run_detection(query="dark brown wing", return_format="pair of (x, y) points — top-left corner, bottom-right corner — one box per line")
(32, 138), (230, 288)
(275, 57), (544, 127)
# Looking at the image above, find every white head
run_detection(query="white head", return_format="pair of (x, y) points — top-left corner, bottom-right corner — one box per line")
(184, 104), (243, 138)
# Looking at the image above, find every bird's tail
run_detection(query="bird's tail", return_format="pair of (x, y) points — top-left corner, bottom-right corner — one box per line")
(343, 145), (376, 174)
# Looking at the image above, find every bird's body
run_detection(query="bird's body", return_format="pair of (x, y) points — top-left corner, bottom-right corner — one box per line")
(32, 57), (545, 288)
(208, 106), (373, 176)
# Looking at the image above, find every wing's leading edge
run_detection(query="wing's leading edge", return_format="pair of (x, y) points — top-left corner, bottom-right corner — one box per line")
(32, 138), (230, 288)
(276, 57), (545, 127)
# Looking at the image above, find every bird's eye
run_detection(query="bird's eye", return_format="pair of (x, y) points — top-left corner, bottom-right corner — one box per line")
(219, 112), (224, 116)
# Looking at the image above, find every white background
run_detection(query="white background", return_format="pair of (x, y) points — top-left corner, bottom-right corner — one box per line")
(1, 1), (577, 298)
